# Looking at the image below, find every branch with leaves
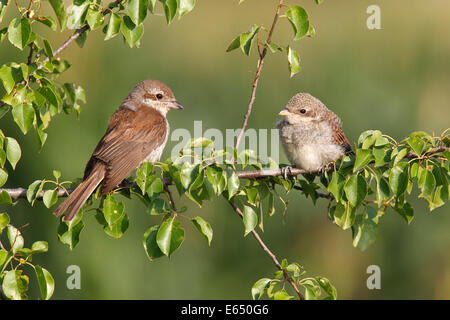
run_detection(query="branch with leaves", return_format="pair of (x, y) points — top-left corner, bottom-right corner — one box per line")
(1, 0), (449, 301)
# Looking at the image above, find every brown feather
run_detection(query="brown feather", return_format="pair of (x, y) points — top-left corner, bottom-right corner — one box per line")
(84, 104), (167, 196)
(54, 164), (105, 221)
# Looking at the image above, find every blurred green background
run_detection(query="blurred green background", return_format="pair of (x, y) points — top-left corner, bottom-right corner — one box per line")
(1, 0), (449, 299)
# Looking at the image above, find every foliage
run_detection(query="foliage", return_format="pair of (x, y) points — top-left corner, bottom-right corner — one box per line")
(0, 0), (449, 300)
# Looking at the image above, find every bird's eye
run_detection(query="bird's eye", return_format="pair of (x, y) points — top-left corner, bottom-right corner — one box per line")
(156, 93), (163, 100)
(300, 109), (306, 114)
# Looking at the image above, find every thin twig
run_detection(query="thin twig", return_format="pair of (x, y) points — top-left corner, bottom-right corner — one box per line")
(234, 0), (284, 151)
(164, 184), (178, 213)
(48, 0), (123, 60)
(228, 201), (305, 300)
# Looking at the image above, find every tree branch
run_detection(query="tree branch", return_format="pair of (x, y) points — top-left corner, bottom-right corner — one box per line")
(1, 145), (447, 201)
(228, 201), (305, 300)
(0, 0), (123, 109)
(234, 0), (284, 151)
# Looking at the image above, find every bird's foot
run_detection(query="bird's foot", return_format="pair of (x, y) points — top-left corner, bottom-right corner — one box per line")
(281, 166), (294, 180)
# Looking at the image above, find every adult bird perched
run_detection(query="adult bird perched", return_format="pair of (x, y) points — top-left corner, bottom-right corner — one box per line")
(54, 79), (183, 221)
(276, 93), (352, 172)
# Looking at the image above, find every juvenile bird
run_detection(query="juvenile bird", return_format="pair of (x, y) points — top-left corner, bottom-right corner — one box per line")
(54, 79), (183, 221)
(276, 93), (352, 172)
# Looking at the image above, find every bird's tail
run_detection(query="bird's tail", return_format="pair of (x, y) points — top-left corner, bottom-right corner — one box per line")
(54, 166), (105, 221)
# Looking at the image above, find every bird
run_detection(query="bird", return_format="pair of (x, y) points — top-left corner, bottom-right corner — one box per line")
(276, 93), (352, 173)
(54, 79), (183, 221)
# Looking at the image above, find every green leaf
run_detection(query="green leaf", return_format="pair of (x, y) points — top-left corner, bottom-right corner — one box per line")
(375, 135), (390, 147)
(332, 203), (356, 230)
(407, 135), (425, 156)
(251, 278), (271, 300)
(86, 8), (103, 30)
(191, 216), (213, 246)
(0, 212), (10, 233)
(206, 166), (224, 195)
(286, 5), (309, 40)
(148, 0), (157, 13)
(34, 265), (54, 300)
(287, 46), (300, 77)
(315, 277), (337, 300)
(49, 0), (68, 30)
(143, 225), (165, 260)
(12, 103), (35, 134)
(239, 25), (260, 55)
(2, 270), (28, 300)
(37, 16), (57, 31)
(37, 86), (59, 108)
(136, 162), (154, 194)
(67, 2), (89, 29)
(418, 169), (436, 199)
(243, 205), (257, 236)
(179, 0), (195, 17)
(0, 189), (12, 205)
(43, 39), (54, 60)
(328, 171), (345, 202)
(26, 180), (43, 204)
(0, 65), (15, 94)
(179, 162), (197, 189)
(53, 170), (61, 180)
(305, 287), (317, 300)
(344, 174), (367, 207)
(353, 149), (374, 172)
(393, 146), (408, 165)
(7, 225), (24, 253)
(373, 146), (390, 167)
(156, 217), (184, 256)
(5, 137), (20, 170)
(0, 0), (9, 23)
(147, 198), (171, 215)
(127, 0), (149, 25)
(314, 0), (324, 4)
(8, 18), (31, 50)
(375, 174), (390, 207)
(0, 249), (7, 267)
(160, 0), (178, 24)
(0, 168), (7, 187)
(226, 35), (240, 52)
(121, 16), (145, 48)
(352, 210), (378, 251)
(0, 148), (5, 167)
(268, 42), (283, 53)
(389, 163), (408, 197)
(31, 240), (48, 253)
(394, 201), (414, 224)
(361, 130), (381, 149)
(102, 195), (128, 238)
(42, 189), (58, 208)
(274, 289), (294, 300)
(104, 13), (121, 40)
(57, 218), (84, 250)
(227, 170), (240, 199)
(75, 29), (88, 47)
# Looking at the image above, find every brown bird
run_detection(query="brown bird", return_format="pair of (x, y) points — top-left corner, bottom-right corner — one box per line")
(54, 79), (183, 221)
(276, 93), (352, 172)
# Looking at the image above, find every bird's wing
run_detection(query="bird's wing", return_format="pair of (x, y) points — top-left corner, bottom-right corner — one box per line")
(84, 105), (167, 195)
(326, 110), (353, 153)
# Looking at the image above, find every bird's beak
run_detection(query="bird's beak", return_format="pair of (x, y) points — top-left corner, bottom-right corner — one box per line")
(170, 101), (184, 110)
(279, 109), (291, 117)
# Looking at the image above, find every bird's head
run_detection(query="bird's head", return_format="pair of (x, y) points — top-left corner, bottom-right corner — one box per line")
(278, 93), (325, 124)
(128, 79), (183, 116)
